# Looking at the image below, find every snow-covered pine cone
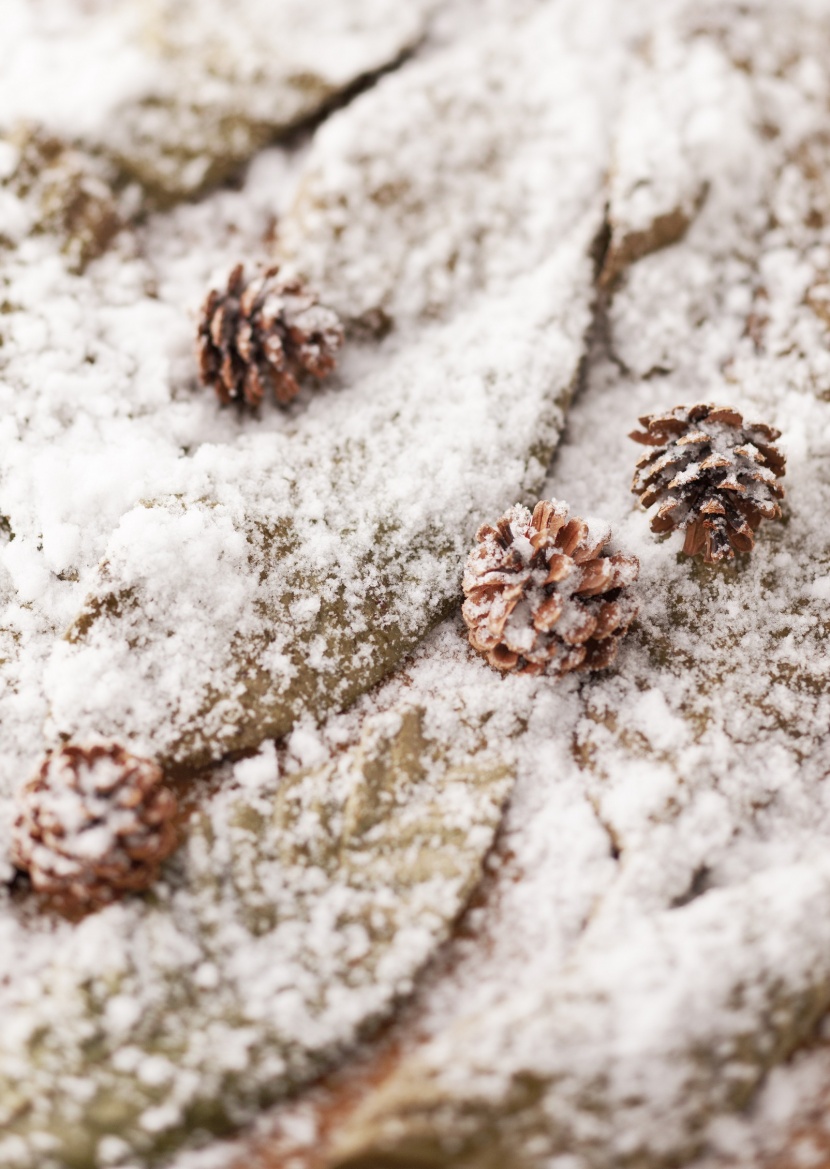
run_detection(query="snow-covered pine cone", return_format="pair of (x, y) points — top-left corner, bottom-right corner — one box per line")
(197, 263), (344, 408)
(11, 743), (179, 911)
(462, 500), (639, 676)
(630, 403), (786, 564)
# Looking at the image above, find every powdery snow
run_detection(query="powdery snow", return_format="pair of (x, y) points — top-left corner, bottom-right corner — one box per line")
(4, 1), (830, 1168)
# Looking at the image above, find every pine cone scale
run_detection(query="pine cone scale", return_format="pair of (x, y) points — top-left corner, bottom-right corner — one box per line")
(698, 452), (732, 472)
(558, 519), (587, 557)
(754, 444), (786, 473)
(593, 600), (622, 639)
(676, 431), (709, 447)
(558, 607), (599, 646)
(705, 406), (744, 426)
(633, 412), (689, 439)
(576, 559), (612, 596)
(641, 484), (666, 509)
(533, 594), (565, 631)
(700, 498), (726, 516)
(545, 552), (574, 583)
(584, 639), (618, 671)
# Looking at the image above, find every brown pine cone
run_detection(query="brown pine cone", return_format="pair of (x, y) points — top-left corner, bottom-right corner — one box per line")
(462, 500), (639, 676)
(197, 263), (344, 408)
(630, 403), (786, 564)
(11, 742), (178, 911)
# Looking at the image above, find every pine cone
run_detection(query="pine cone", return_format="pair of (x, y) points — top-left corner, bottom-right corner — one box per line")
(197, 263), (344, 408)
(11, 743), (178, 911)
(462, 500), (639, 676)
(630, 403), (786, 564)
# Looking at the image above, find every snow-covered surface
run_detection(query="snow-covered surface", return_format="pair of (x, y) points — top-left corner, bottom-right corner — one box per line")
(4, 0), (830, 1167)
(0, 702), (513, 1169)
(310, 2), (830, 1165)
(0, 2), (604, 1165)
(0, 0), (436, 199)
(36, 1), (609, 767)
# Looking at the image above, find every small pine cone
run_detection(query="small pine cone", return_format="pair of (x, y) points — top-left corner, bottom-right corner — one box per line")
(630, 403), (786, 564)
(197, 263), (344, 408)
(11, 743), (178, 911)
(462, 500), (639, 676)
